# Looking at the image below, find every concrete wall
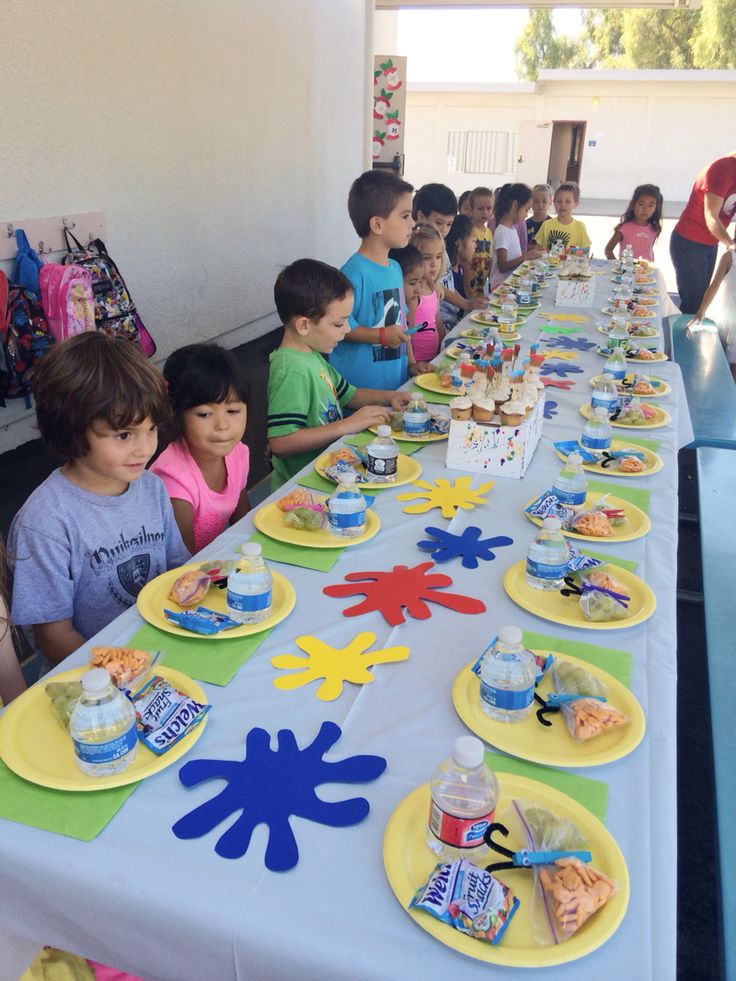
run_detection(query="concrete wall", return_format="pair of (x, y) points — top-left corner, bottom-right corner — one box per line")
(1, 0), (368, 357)
(404, 75), (736, 205)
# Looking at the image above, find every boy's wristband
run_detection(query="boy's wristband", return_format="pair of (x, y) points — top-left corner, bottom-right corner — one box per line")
(379, 327), (387, 346)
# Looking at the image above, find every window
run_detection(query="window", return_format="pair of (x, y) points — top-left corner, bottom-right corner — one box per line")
(447, 130), (518, 175)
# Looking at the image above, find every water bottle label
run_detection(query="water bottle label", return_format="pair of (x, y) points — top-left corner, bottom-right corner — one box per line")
(226, 587), (272, 613)
(403, 417), (430, 435)
(428, 799), (495, 849)
(553, 487), (586, 506)
(591, 393), (618, 412)
(73, 721), (137, 765)
(581, 434), (611, 450)
(366, 452), (398, 477)
(328, 510), (365, 529)
(604, 366), (626, 380)
(526, 557), (568, 580)
(479, 680), (534, 711)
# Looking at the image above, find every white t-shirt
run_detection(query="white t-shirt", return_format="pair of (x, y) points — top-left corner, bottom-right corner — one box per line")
(491, 224), (522, 288)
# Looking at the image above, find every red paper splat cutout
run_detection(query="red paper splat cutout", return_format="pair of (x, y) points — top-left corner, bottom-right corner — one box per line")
(541, 377), (576, 391)
(323, 561), (486, 626)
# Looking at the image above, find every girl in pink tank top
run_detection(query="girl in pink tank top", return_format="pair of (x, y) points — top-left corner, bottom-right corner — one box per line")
(604, 184), (663, 261)
(408, 224), (446, 363)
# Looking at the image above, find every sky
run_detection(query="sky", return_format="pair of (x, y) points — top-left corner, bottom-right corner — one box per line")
(395, 8), (584, 83)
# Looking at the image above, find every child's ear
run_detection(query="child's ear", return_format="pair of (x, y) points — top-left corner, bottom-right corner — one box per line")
(415, 210), (427, 224)
(293, 314), (312, 337)
(369, 214), (384, 236)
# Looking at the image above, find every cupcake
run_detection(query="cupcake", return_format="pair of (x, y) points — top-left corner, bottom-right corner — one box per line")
(472, 397), (495, 422)
(450, 396), (473, 421)
(499, 400), (527, 426)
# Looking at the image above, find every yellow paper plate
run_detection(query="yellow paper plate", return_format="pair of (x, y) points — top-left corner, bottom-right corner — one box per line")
(383, 776), (629, 968)
(588, 375), (671, 399)
(415, 372), (461, 396)
(253, 500), (380, 549)
(488, 297), (540, 311)
(447, 337), (521, 358)
(523, 493), (651, 543)
(503, 560), (656, 631)
(610, 276), (656, 286)
(600, 307), (654, 322)
(367, 425), (448, 443)
(555, 440), (663, 478)
(466, 314), (524, 331)
(597, 325), (659, 340)
(607, 296), (658, 308)
(314, 450), (422, 490)
(0, 665), (208, 791)
(625, 351), (668, 364)
(137, 563), (295, 639)
(452, 652), (645, 768)
(580, 402), (671, 430)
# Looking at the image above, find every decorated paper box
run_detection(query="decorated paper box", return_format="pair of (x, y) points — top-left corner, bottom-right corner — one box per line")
(445, 396), (544, 479)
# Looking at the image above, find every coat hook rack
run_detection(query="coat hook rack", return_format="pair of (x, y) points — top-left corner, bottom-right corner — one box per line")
(38, 240), (51, 255)
(62, 217), (75, 230)
(1, 212), (104, 263)
(6, 223), (14, 238)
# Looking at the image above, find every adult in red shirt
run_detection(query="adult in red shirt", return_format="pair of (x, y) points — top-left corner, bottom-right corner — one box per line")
(670, 153), (736, 313)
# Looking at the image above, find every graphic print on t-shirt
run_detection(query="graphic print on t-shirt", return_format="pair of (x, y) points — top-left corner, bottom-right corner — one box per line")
(87, 524), (166, 607)
(117, 553), (151, 597)
(544, 227), (571, 249)
(370, 287), (402, 364)
(318, 368), (343, 425)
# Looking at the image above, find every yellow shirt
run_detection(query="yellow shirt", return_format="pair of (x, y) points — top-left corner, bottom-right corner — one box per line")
(467, 226), (493, 298)
(536, 217), (591, 251)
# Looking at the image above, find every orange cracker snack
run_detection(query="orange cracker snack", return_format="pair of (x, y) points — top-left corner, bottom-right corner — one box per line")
(89, 647), (151, 687)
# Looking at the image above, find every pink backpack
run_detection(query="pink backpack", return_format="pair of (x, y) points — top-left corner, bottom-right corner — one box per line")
(39, 262), (96, 342)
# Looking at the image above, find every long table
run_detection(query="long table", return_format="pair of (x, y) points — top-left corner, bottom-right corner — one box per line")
(0, 262), (692, 981)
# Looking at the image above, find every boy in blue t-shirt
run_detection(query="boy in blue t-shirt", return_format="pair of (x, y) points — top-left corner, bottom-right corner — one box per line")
(330, 170), (417, 390)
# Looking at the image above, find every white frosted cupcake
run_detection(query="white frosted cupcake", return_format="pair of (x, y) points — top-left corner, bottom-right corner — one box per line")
(500, 400), (527, 426)
(450, 396), (473, 420)
(471, 397), (495, 422)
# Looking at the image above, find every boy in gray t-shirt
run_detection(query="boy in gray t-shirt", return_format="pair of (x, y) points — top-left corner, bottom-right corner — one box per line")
(8, 333), (189, 668)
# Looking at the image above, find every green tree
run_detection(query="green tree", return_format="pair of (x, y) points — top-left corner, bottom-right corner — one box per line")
(514, 10), (582, 81)
(692, 0), (736, 68)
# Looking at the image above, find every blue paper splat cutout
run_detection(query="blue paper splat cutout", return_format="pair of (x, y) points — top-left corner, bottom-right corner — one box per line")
(172, 722), (386, 871)
(417, 526), (514, 569)
(543, 400), (559, 420)
(542, 335), (598, 352)
(540, 361), (585, 378)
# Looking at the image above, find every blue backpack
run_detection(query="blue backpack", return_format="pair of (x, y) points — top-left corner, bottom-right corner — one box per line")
(12, 228), (45, 294)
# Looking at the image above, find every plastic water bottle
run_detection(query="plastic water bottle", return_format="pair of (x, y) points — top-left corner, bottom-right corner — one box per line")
(327, 473), (366, 539)
(403, 392), (431, 436)
(69, 668), (138, 777)
(551, 451), (587, 506)
(581, 406), (612, 455)
(591, 374), (620, 416)
(603, 346), (627, 382)
(365, 425), (399, 483)
(525, 516), (569, 590)
(607, 320), (629, 350)
(479, 626), (537, 723)
(227, 543), (273, 623)
(426, 736), (499, 863)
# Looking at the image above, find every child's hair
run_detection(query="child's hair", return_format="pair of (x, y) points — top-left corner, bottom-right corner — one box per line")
(555, 181), (581, 203)
(413, 183), (458, 219)
(347, 170), (414, 238)
(494, 182), (533, 225)
(274, 258), (353, 324)
(458, 190), (472, 212)
(618, 183), (664, 239)
(469, 186), (493, 208)
(389, 244), (424, 277)
(445, 214), (474, 266)
(33, 332), (170, 462)
(410, 223), (444, 254)
(533, 183), (553, 197)
(162, 344), (251, 439)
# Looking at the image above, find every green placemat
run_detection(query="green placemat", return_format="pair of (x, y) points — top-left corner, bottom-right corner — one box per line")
(128, 623), (271, 687)
(347, 431), (423, 456)
(580, 549), (638, 573)
(587, 480), (651, 514)
(297, 471), (340, 494)
(616, 435), (660, 452)
(486, 752), (608, 824)
(249, 530), (342, 573)
(417, 390), (456, 406)
(521, 629), (633, 688)
(0, 759), (138, 841)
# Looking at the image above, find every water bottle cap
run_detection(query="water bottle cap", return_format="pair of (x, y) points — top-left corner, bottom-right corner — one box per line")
(452, 736), (484, 770)
(242, 542), (262, 558)
(542, 516), (562, 531)
(376, 425), (391, 437)
(81, 667), (112, 693)
(338, 471), (357, 485)
(568, 451), (583, 466)
(498, 625), (523, 646)
(411, 391), (423, 400)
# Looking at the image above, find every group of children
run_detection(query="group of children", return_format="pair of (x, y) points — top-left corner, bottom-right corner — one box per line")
(0, 169), (671, 710)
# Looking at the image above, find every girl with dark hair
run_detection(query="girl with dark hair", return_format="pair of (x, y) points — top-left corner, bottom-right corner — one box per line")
(490, 183), (543, 288)
(605, 184), (664, 261)
(151, 344), (251, 552)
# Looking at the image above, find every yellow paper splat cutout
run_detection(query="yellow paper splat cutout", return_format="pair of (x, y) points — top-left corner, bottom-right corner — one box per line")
(271, 632), (410, 701)
(542, 348), (579, 361)
(544, 313), (590, 324)
(396, 477), (495, 518)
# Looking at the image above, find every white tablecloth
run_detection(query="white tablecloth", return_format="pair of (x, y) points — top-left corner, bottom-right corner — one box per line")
(0, 263), (691, 981)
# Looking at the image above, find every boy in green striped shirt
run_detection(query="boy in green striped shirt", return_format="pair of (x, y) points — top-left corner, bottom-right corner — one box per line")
(267, 259), (411, 488)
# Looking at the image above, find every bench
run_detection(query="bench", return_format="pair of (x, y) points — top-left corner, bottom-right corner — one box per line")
(696, 446), (736, 981)
(666, 315), (736, 450)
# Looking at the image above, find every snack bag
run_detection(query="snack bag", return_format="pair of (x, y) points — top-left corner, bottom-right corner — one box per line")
(550, 661), (629, 742)
(510, 801), (617, 945)
(89, 646), (152, 687)
(410, 860), (519, 945)
(45, 681), (83, 731)
(277, 489), (326, 513)
(525, 492), (575, 529)
(128, 675), (210, 755)
(324, 459), (367, 484)
(616, 400), (647, 426)
(570, 510), (614, 537)
(578, 569), (631, 622)
(283, 507), (324, 532)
